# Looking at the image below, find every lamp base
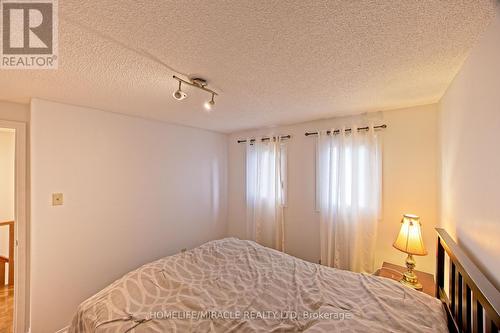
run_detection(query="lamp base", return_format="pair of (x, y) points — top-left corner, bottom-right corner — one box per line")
(400, 272), (423, 290)
(399, 254), (423, 290)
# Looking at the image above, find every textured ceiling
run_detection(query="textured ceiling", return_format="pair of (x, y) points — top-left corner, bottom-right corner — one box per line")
(0, 1), (496, 133)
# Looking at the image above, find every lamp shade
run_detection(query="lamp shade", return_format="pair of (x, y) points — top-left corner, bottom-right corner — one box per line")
(393, 214), (427, 256)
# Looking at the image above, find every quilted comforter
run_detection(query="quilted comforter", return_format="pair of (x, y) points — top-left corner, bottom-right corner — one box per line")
(69, 238), (447, 332)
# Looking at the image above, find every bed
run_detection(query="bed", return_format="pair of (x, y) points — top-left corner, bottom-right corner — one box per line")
(69, 229), (499, 332)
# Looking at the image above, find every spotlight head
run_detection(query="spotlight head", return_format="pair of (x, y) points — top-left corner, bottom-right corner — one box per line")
(204, 95), (215, 111)
(173, 89), (187, 100)
(173, 79), (187, 100)
(203, 102), (211, 111)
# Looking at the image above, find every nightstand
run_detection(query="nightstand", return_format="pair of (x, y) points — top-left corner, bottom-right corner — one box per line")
(375, 262), (435, 297)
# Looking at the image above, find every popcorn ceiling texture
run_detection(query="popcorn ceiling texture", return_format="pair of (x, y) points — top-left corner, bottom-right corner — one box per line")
(0, 1), (496, 133)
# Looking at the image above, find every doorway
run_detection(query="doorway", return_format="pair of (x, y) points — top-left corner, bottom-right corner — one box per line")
(0, 121), (27, 333)
(0, 128), (15, 332)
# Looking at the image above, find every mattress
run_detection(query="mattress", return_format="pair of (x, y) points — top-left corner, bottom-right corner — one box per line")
(69, 238), (447, 332)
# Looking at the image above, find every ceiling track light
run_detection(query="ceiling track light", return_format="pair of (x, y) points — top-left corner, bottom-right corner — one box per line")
(172, 75), (218, 111)
(204, 93), (215, 111)
(172, 80), (187, 100)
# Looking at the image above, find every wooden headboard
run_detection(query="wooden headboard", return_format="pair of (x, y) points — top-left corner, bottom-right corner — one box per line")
(435, 228), (500, 333)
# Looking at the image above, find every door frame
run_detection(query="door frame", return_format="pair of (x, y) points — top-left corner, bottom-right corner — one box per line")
(0, 120), (28, 333)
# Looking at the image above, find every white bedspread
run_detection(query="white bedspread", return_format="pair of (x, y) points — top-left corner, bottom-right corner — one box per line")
(69, 238), (447, 332)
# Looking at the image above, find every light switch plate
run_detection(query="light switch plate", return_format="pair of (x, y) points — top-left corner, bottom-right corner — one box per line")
(52, 193), (63, 206)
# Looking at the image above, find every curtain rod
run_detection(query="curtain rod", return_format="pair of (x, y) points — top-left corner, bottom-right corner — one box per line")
(304, 124), (387, 136)
(237, 135), (291, 144)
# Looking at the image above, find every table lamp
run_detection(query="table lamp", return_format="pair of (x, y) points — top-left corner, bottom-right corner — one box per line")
(393, 214), (427, 290)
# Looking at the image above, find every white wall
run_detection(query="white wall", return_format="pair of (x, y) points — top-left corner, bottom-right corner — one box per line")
(439, 6), (500, 289)
(0, 129), (15, 284)
(30, 99), (228, 332)
(227, 104), (439, 274)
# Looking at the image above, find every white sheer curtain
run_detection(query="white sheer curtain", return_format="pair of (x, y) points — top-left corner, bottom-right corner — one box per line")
(246, 138), (286, 251)
(317, 125), (382, 273)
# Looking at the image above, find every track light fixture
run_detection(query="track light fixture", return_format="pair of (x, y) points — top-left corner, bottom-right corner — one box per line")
(204, 93), (215, 111)
(172, 80), (187, 100)
(172, 75), (218, 111)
